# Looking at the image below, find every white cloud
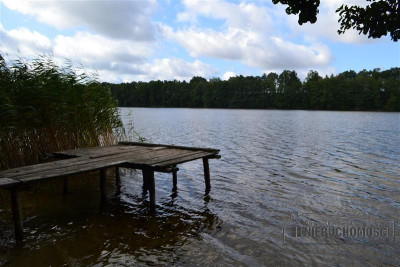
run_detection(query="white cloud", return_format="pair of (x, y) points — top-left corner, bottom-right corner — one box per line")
(5, 0), (371, 82)
(166, 0), (333, 72)
(0, 23), (217, 82)
(1, 0), (157, 41)
(137, 58), (218, 82)
(0, 23), (52, 56)
(177, 0), (272, 32)
(163, 25), (332, 70)
(87, 58), (218, 83)
(53, 32), (152, 71)
(52, 32), (218, 81)
(222, 71), (236, 80)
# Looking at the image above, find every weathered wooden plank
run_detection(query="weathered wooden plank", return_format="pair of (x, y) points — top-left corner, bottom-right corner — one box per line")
(16, 157), (127, 181)
(0, 158), (95, 179)
(121, 149), (192, 170)
(0, 178), (22, 189)
(154, 151), (214, 167)
(1, 147), (160, 179)
(125, 148), (185, 163)
(17, 159), (126, 184)
(0, 144), (218, 180)
(9, 152), (139, 182)
(0, 149), (124, 178)
(123, 149), (202, 168)
(119, 141), (220, 153)
(54, 145), (152, 159)
(0, 160), (75, 178)
(1, 144), (219, 188)
(12, 147), (180, 183)
(51, 145), (118, 158)
(85, 145), (158, 157)
(124, 150), (213, 170)
(89, 146), (154, 159)
(0, 142), (220, 242)
(0, 159), (101, 180)
(14, 149), (165, 182)
(52, 144), (132, 157)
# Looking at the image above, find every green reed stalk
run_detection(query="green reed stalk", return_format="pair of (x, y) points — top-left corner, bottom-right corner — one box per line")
(0, 54), (124, 170)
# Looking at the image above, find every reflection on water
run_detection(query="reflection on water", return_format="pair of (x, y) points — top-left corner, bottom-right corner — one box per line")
(0, 170), (221, 265)
(1, 108), (400, 265)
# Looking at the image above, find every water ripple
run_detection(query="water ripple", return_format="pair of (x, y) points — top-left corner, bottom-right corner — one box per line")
(1, 109), (399, 265)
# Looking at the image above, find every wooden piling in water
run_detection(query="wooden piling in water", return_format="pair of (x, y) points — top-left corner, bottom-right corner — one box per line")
(0, 142), (221, 240)
(63, 177), (69, 195)
(203, 157), (211, 192)
(143, 169), (156, 209)
(100, 169), (107, 202)
(142, 169), (149, 194)
(148, 170), (156, 210)
(172, 167), (178, 192)
(115, 167), (120, 186)
(10, 188), (23, 240)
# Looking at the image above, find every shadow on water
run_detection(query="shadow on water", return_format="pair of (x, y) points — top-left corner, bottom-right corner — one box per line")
(0, 170), (222, 266)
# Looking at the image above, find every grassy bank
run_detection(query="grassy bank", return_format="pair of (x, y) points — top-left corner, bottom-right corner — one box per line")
(0, 55), (124, 171)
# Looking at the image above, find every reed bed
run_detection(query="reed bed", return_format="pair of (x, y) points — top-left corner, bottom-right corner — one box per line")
(0, 54), (124, 171)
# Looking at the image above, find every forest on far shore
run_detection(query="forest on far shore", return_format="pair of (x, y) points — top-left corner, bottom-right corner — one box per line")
(107, 68), (400, 111)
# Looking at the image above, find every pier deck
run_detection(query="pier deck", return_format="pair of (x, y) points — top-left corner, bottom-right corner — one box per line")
(0, 142), (221, 240)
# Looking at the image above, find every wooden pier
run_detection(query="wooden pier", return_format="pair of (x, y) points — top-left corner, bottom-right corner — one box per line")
(0, 142), (220, 240)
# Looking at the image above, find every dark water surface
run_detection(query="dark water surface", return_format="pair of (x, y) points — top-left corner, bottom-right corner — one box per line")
(1, 108), (400, 266)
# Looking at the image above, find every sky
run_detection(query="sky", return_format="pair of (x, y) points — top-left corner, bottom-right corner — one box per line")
(0, 0), (399, 82)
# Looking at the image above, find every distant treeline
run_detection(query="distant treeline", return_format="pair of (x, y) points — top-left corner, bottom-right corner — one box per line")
(107, 68), (400, 111)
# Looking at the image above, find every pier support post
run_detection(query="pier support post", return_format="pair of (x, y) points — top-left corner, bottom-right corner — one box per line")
(143, 169), (156, 210)
(172, 166), (178, 192)
(203, 158), (211, 193)
(148, 170), (156, 210)
(115, 167), (120, 186)
(100, 169), (107, 202)
(10, 188), (23, 240)
(63, 177), (69, 195)
(142, 169), (149, 195)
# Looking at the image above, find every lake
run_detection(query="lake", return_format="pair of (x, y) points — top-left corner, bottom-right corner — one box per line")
(1, 108), (399, 265)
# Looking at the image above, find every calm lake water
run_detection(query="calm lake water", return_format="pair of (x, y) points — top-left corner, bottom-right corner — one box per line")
(1, 108), (400, 266)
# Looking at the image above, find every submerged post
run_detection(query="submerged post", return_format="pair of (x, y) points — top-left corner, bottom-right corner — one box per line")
(143, 169), (156, 210)
(148, 170), (155, 210)
(172, 166), (178, 192)
(10, 188), (23, 240)
(142, 169), (149, 195)
(115, 167), (120, 186)
(63, 177), (69, 195)
(100, 169), (107, 202)
(203, 157), (211, 193)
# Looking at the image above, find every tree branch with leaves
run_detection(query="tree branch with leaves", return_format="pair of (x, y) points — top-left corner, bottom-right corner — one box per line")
(272, 0), (400, 41)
